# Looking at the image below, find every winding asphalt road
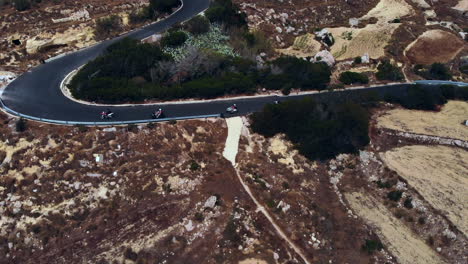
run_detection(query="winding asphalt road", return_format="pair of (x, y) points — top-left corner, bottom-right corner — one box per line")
(1, 0), (466, 123)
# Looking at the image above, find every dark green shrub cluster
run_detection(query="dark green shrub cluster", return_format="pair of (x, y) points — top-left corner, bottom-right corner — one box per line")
(15, 118), (27, 132)
(129, 7), (150, 24)
(362, 239), (383, 254)
(376, 60), (404, 81)
(250, 98), (369, 160)
(94, 15), (122, 40)
(185, 15), (211, 35)
(160, 31), (188, 47)
(414, 63), (452, 80)
(385, 85), (447, 111)
(205, 0), (247, 28)
(13, 0), (30, 11)
(149, 0), (180, 17)
(261, 57), (331, 91)
(387, 190), (403, 202)
(339, 71), (369, 85)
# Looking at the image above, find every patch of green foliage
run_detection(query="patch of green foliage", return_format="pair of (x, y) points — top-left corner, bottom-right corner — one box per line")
(414, 63), (452, 80)
(250, 98), (370, 160)
(387, 190), (403, 202)
(362, 239), (383, 254)
(376, 60), (404, 81)
(161, 31), (188, 48)
(261, 56), (331, 91)
(339, 71), (369, 85)
(149, 0), (180, 17)
(205, 0), (247, 28)
(185, 15), (211, 35)
(94, 15), (122, 40)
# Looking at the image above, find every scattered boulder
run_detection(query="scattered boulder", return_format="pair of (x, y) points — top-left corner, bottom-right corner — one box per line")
(204, 196), (217, 208)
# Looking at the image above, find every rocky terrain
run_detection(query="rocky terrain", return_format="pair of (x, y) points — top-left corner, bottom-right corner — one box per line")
(1, 99), (467, 263)
(236, 0), (468, 82)
(0, 0), (149, 72)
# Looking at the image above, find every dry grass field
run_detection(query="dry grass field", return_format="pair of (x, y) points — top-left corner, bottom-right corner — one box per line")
(346, 191), (446, 264)
(381, 145), (468, 237)
(377, 101), (468, 141)
(405, 30), (465, 65)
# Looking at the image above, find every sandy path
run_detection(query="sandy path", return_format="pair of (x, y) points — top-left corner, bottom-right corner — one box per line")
(222, 117), (311, 264)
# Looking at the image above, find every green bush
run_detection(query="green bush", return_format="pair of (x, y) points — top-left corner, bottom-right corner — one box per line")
(205, 0), (247, 28)
(353, 56), (362, 64)
(15, 118), (27, 132)
(129, 7), (150, 24)
(387, 190), (403, 202)
(250, 98), (369, 160)
(428, 63), (452, 80)
(94, 15), (122, 40)
(161, 31), (188, 47)
(339, 71), (369, 85)
(189, 160), (200, 171)
(362, 239), (383, 254)
(149, 0), (180, 17)
(404, 197), (413, 209)
(185, 15), (211, 35)
(376, 60), (404, 81)
(13, 0), (30, 11)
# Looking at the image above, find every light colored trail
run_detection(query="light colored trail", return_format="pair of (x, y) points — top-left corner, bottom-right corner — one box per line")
(223, 117), (311, 264)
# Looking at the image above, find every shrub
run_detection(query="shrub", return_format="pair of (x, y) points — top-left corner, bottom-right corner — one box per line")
(205, 0), (247, 28)
(124, 248), (138, 261)
(223, 219), (241, 244)
(250, 98), (369, 160)
(400, 85), (446, 110)
(15, 118), (27, 132)
(75, 124), (88, 133)
(376, 60), (404, 81)
(353, 56), (362, 64)
(403, 197), (413, 209)
(189, 160), (200, 171)
(194, 212), (204, 222)
(13, 0), (30, 11)
(339, 71), (369, 85)
(185, 15), (211, 35)
(129, 7), (150, 24)
(428, 63), (451, 80)
(362, 239), (383, 254)
(161, 31), (188, 47)
(94, 15), (122, 40)
(149, 0), (180, 17)
(387, 190), (403, 202)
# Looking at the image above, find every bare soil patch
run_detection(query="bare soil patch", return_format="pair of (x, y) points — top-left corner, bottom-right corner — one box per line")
(405, 30), (465, 65)
(380, 145), (468, 236)
(376, 101), (468, 141)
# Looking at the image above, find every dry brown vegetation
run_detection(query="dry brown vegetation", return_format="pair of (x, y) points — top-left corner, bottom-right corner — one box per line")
(381, 145), (468, 237)
(405, 30), (465, 65)
(377, 100), (468, 141)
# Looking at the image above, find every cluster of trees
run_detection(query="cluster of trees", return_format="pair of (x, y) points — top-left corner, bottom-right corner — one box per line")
(339, 71), (369, 85)
(94, 15), (122, 40)
(250, 98), (370, 160)
(205, 0), (248, 28)
(70, 35), (332, 103)
(384, 85), (467, 111)
(149, 0), (180, 18)
(376, 60), (404, 81)
(413, 63), (452, 80)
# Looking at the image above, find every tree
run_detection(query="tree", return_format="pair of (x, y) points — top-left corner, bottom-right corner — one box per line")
(149, 0), (180, 17)
(185, 15), (211, 35)
(205, 0), (247, 28)
(94, 15), (122, 40)
(376, 60), (404, 81)
(13, 0), (30, 11)
(160, 31), (188, 47)
(428, 63), (451, 80)
(339, 71), (369, 85)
